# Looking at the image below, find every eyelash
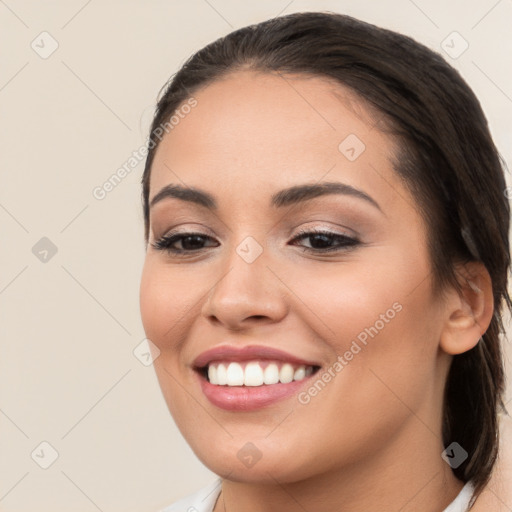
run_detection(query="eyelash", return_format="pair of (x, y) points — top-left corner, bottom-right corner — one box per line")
(151, 228), (360, 256)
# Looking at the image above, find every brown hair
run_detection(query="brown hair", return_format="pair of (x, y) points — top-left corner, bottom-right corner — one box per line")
(141, 11), (511, 503)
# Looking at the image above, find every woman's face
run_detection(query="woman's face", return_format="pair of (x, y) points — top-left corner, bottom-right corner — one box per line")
(140, 70), (452, 483)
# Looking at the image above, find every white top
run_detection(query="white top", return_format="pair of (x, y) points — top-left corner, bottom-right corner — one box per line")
(159, 477), (475, 512)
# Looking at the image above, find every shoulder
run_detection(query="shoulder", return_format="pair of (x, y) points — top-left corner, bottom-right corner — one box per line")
(158, 478), (222, 512)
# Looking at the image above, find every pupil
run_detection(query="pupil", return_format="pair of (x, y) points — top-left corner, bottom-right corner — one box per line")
(183, 235), (204, 250)
(312, 234), (331, 248)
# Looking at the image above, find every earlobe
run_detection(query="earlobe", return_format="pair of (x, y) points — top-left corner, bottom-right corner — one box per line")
(439, 262), (494, 355)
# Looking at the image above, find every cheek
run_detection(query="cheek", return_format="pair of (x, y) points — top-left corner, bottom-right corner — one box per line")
(139, 259), (195, 420)
(139, 263), (167, 346)
(282, 248), (432, 341)
(276, 256), (441, 467)
(139, 257), (198, 352)
(139, 257), (210, 417)
(284, 246), (440, 402)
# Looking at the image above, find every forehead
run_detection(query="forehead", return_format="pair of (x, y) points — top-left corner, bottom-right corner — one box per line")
(148, 70), (402, 210)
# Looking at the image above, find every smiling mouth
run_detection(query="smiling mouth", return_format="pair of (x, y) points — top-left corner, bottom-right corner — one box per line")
(196, 360), (321, 387)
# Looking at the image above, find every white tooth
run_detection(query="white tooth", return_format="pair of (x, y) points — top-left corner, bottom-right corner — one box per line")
(279, 363), (294, 384)
(293, 366), (306, 381)
(217, 363), (227, 385)
(263, 363), (280, 384)
(208, 365), (218, 385)
(244, 362), (264, 386)
(226, 362), (244, 386)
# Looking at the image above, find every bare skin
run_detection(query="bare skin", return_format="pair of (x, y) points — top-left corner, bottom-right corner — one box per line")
(139, 70), (494, 512)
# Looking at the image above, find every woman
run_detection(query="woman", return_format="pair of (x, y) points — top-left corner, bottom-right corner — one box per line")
(139, 11), (511, 512)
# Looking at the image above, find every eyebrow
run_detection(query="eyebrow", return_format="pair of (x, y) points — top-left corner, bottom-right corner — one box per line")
(149, 181), (383, 213)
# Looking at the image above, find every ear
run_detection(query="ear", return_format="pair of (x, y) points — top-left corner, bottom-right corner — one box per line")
(439, 261), (494, 355)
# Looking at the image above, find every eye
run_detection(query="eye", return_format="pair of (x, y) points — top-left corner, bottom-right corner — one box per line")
(151, 232), (218, 255)
(289, 228), (360, 253)
(151, 228), (360, 257)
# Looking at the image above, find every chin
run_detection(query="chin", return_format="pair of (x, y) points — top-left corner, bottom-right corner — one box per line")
(189, 437), (328, 484)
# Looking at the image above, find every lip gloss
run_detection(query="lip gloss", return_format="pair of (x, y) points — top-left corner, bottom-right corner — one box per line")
(196, 371), (315, 411)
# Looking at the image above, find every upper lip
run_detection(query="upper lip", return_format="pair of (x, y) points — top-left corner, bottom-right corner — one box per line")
(192, 345), (321, 369)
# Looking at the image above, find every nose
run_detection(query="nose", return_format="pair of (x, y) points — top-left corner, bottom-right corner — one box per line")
(200, 240), (288, 331)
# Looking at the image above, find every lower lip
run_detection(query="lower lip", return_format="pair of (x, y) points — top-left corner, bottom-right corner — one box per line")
(197, 371), (317, 411)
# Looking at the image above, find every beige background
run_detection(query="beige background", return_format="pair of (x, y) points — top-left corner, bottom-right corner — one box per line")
(1, 1), (511, 511)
